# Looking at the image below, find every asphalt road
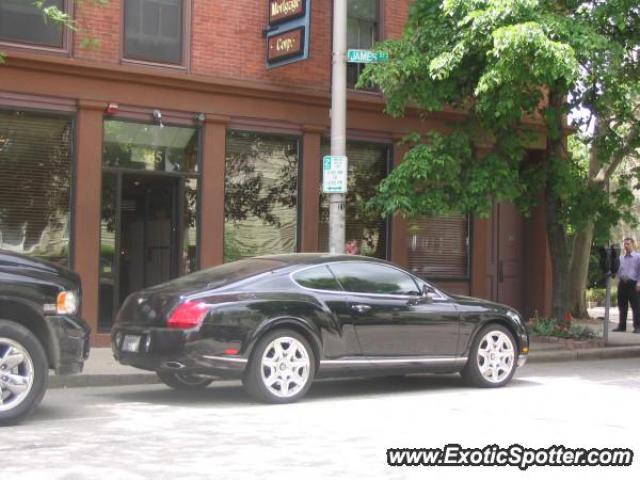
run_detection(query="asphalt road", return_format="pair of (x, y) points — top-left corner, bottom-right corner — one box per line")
(3, 359), (640, 480)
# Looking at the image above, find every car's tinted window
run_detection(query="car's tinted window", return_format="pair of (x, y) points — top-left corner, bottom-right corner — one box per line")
(293, 266), (342, 291)
(329, 262), (420, 295)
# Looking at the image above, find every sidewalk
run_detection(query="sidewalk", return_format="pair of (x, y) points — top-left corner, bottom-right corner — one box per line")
(49, 322), (640, 389)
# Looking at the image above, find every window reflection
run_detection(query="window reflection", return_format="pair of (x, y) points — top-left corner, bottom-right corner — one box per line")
(103, 120), (198, 173)
(319, 141), (389, 258)
(224, 131), (299, 262)
(0, 111), (72, 265)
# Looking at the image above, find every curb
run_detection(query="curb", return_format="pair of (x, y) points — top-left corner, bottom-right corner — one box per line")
(48, 345), (640, 389)
(527, 345), (640, 363)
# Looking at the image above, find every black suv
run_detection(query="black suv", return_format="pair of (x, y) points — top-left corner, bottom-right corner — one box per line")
(0, 251), (90, 425)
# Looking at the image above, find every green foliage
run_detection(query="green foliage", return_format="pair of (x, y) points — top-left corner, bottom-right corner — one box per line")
(529, 316), (599, 339)
(359, 0), (640, 240)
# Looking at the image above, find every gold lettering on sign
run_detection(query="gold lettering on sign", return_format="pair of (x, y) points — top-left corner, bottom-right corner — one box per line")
(267, 27), (304, 63)
(269, 0), (304, 24)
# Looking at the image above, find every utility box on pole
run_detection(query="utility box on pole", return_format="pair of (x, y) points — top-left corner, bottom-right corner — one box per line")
(328, 0), (347, 254)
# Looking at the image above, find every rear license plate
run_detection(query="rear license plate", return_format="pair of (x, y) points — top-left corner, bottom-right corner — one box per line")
(121, 335), (141, 353)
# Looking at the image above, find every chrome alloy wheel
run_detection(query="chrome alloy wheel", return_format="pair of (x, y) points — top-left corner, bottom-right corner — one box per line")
(260, 336), (311, 398)
(477, 330), (515, 384)
(0, 338), (35, 412)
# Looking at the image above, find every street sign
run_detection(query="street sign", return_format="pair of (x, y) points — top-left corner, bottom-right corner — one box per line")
(347, 49), (388, 64)
(323, 155), (348, 193)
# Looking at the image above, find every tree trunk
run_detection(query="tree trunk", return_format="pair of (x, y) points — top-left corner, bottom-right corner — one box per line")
(545, 186), (573, 321)
(569, 222), (594, 319)
(545, 90), (573, 321)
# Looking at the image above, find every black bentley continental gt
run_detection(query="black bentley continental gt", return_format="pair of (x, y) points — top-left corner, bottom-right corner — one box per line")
(112, 254), (529, 403)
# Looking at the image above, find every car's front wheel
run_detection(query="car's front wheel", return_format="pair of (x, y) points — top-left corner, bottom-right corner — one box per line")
(157, 371), (213, 391)
(461, 324), (517, 388)
(0, 320), (48, 426)
(243, 329), (315, 403)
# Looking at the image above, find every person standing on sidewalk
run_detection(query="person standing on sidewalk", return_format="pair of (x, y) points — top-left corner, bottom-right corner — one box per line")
(615, 237), (640, 333)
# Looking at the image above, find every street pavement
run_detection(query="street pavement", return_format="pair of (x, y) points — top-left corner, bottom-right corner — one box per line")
(4, 358), (640, 480)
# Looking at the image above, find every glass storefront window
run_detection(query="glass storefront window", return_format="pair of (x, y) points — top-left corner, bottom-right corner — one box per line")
(224, 131), (299, 262)
(319, 140), (389, 258)
(0, 110), (72, 265)
(103, 120), (198, 173)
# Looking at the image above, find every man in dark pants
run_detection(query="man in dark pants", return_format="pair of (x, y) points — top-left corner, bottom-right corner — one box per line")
(615, 237), (640, 333)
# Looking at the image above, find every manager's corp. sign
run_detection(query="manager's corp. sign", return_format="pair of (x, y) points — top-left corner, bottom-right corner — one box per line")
(269, 0), (305, 25)
(267, 27), (304, 62)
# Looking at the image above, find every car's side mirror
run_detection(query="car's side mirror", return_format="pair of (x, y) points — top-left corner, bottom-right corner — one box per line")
(420, 284), (434, 303)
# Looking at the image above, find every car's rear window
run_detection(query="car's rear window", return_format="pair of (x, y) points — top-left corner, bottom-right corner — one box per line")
(168, 258), (287, 290)
(293, 265), (342, 291)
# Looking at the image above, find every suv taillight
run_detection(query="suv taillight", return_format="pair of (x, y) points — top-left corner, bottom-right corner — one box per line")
(167, 301), (209, 329)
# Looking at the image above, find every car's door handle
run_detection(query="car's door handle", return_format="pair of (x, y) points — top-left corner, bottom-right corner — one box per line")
(351, 304), (372, 314)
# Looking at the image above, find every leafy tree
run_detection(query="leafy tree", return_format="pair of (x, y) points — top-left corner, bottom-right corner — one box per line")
(360, 0), (640, 320)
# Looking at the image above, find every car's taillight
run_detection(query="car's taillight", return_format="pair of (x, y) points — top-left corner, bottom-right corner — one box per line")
(167, 301), (209, 329)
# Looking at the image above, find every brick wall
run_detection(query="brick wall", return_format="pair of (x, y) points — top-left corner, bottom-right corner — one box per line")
(72, 0), (409, 90)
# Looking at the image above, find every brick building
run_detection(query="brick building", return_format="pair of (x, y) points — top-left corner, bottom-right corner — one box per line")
(0, 0), (551, 346)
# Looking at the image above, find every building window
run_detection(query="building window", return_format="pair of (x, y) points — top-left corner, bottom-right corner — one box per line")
(319, 140), (389, 258)
(0, 110), (73, 265)
(124, 0), (185, 65)
(347, 0), (379, 89)
(407, 215), (470, 280)
(0, 0), (65, 48)
(224, 131), (300, 262)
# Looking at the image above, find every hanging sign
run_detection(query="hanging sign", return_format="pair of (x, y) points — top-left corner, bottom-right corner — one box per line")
(269, 0), (306, 25)
(265, 0), (311, 69)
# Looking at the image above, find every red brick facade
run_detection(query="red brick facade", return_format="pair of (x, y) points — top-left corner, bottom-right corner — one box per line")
(69, 0), (406, 90)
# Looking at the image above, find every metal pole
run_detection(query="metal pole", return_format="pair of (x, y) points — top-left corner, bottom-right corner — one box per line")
(604, 269), (610, 346)
(329, 0), (347, 254)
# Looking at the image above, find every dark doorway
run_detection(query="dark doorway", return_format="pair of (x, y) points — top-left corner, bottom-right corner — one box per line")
(119, 174), (180, 302)
(98, 173), (188, 332)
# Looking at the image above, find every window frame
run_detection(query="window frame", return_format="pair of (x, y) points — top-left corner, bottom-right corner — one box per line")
(121, 0), (192, 70)
(319, 137), (392, 260)
(224, 128), (303, 261)
(0, 106), (77, 269)
(0, 0), (73, 55)
(344, 0), (385, 91)
(406, 214), (472, 282)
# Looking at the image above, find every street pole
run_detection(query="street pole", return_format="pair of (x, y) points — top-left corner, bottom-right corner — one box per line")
(329, 0), (347, 254)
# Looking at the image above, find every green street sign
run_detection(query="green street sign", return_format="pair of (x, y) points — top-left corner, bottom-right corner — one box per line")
(347, 49), (388, 64)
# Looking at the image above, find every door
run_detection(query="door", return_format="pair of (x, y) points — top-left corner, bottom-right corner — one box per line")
(99, 173), (183, 331)
(119, 174), (180, 301)
(328, 262), (460, 356)
(492, 203), (525, 312)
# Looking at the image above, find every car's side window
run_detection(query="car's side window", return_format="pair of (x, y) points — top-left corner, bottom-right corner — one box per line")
(293, 266), (342, 291)
(329, 262), (420, 296)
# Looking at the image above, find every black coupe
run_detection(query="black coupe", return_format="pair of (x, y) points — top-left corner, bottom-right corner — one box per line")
(112, 254), (529, 403)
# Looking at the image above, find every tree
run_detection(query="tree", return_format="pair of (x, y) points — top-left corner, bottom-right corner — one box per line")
(360, 0), (640, 321)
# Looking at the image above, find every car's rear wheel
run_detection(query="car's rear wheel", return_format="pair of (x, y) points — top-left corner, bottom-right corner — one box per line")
(157, 371), (213, 391)
(461, 324), (517, 388)
(243, 329), (315, 403)
(0, 320), (48, 426)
